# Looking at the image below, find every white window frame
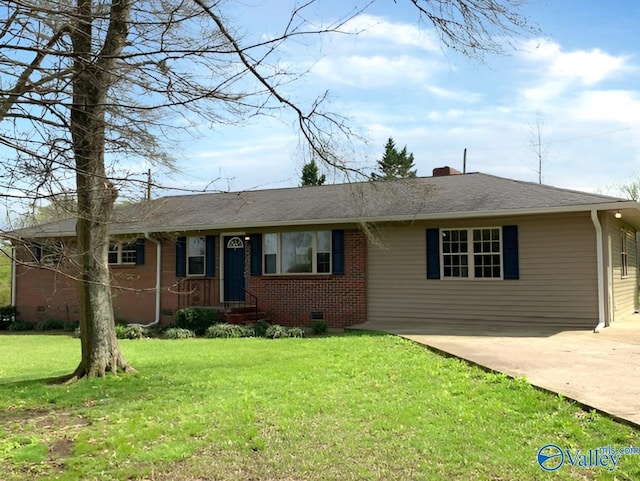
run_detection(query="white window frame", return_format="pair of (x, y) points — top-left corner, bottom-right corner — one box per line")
(441, 227), (503, 280)
(32, 241), (64, 266)
(621, 229), (629, 279)
(187, 236), (206, 276)
(108, 241), (137, 265)
(263, 231), (332, 275)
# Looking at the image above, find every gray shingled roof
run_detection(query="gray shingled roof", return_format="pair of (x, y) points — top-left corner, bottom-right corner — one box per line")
(10, 173), (635, 238)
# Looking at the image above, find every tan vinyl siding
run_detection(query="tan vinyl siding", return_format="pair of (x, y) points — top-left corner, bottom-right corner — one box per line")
(608, 216), (638, 321)
(367, 213), (599, 328)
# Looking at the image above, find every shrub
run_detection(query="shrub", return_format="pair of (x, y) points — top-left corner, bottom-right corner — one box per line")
(265, 324), (289, 339)
(311, 319), (328, 335)
(63, 321), (79, 331)
(252, 319), (271, 337)
(34, 319), (65, 331)
(206, 323), (254, 338)
(116, 324), (149, 340)
(287, 327), (305, 338)
(164, 327), (196, 339)
(0, 305), (16, 322)
(0, 305), (16, 330)
(9, 321), (34, 332)
(175, 307), (218, 336)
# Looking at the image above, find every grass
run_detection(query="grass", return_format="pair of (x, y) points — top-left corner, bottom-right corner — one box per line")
(0, 332), (639, 480)
(0, 250), (10, 306)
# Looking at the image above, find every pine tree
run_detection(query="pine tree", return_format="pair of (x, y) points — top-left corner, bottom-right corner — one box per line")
(301, 159), (326, 186)
(372, 137), (417, 180)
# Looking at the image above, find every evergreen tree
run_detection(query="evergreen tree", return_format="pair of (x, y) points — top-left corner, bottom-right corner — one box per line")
(372, 137), (417, 180)
(301, 159), (326, 186)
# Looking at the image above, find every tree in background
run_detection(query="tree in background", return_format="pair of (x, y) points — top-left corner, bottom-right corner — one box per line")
(372, 138), (417, 180)
(0, 0), (534, 381)
(301, 159), (326, 186)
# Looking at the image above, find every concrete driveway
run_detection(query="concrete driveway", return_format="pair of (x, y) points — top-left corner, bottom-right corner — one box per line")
(353, 318), (640, 427)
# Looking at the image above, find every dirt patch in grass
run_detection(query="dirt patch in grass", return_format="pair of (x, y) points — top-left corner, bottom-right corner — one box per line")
(1, 407), (90, 475)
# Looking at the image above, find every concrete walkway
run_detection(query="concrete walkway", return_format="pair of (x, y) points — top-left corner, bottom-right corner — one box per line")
(352, 318), (640, 428)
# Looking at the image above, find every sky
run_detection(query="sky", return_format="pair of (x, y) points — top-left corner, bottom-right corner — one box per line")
(156, 0), (639, 198)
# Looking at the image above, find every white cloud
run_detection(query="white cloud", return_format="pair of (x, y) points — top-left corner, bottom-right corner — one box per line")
(312, 54), (439, 88)
(522, 39), (630, 85)
(568, 90), (640, 124)
(340, 14), (441, 53)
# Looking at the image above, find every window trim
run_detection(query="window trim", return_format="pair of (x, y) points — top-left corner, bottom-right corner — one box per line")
(262, 231), (332, 275)
(30, 241), (64, 266)
(108, 240), (137, 266)
(440, 227), (503, 280)
(621, 228), (629, 279)
(186, 236), (206, 277)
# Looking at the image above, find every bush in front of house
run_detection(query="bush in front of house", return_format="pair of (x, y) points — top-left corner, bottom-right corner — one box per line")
(264, 324), (292, 339)
(175, 307), (218, 336)
(311, 319), (328, 335)
(206, 323), (254, 338)
(34, 319), (66, 331)
(286, 327), (305, 338)
(115, 324), (149, 340)
(251, 319), (270, 337)
(63, 321), (79, 331)
(8, 321), (34, 332)
(0, 305), (16, 323)
(164, 327), (196, 339)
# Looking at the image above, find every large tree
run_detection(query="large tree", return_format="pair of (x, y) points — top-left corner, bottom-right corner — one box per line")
(372, 137), (417, 180)
(0, 0), (534, 380)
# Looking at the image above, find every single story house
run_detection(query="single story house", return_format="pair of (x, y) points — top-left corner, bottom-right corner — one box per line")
(6, 169), (640, 330)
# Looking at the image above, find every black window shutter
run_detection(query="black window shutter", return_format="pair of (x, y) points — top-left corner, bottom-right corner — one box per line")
(32, 244), (42, 263)
(426, 229), (441, 279)
(176, 237), (186, 277)
(205, 236), (215, 277)
(332, 230), (345, 275)
(250, 234), (262, 276)
(503, 225), (519, 280)
(135, 238), (145, 265)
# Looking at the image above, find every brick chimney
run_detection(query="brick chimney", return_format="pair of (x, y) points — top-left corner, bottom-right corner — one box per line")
(432, 166), (462, 177)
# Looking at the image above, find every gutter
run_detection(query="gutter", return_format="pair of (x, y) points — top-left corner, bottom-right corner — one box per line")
(591, 209), (607, 332)
(140, 232), (161, 327)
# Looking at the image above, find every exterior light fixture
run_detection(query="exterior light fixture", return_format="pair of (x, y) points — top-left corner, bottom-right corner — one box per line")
(244, 235), (251, 241)
(615, 210), (622, 219)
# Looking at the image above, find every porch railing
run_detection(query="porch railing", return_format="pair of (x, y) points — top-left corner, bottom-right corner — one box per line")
(176, 279), (257, 317)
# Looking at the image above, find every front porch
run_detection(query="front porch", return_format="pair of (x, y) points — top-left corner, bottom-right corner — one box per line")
(174, 278), (265, 323)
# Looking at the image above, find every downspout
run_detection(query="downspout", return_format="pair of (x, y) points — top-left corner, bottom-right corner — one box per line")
(591, 210), (606, 332)
(141, 232), (161, 327)
(11, 243), (17, 307)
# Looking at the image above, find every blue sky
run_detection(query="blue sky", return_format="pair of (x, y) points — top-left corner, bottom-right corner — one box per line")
(158, 0), (639, 197)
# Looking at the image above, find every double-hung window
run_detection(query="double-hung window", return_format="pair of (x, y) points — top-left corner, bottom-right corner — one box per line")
(187, 236), (206, 276)
(621, 229), (629, 278)
(441, 228), (502, 279)
(31, 241), (64, 266)
(108, 241), (137, 265)
(263, 231), (331, 274)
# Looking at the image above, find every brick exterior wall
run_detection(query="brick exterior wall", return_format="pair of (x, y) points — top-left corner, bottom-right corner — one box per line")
(14, 229), (368, 328)
(247, 229), (367, 327)
(14, 240), (157, 324)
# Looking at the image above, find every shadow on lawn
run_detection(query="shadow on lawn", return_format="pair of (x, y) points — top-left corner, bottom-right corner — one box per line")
(349, 322), (592, 338)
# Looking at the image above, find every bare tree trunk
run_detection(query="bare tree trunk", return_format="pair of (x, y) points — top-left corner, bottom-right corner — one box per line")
(65, 0), (134, 380)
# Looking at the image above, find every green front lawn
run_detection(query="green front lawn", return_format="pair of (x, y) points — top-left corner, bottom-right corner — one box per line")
(1, 333), (638, 480)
